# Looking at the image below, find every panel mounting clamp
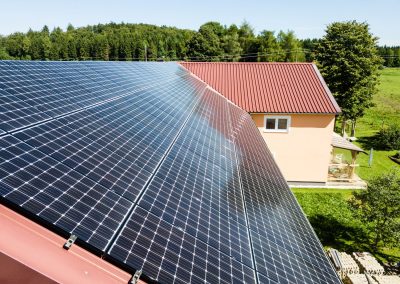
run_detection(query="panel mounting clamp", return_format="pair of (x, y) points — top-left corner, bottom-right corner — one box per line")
(129, 270), (142, 284)
(63, 234), (77, 250)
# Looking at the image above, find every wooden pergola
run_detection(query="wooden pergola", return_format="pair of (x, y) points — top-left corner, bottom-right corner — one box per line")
(329, 133), (365, 182)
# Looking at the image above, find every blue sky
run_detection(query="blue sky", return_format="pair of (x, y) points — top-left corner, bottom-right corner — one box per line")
(1, 0), (398, 45)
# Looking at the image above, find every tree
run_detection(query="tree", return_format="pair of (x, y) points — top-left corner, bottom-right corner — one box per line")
(199, 22), (224, 38)
(258, 30), (281, 62)
(118, 30), (134, 60)
(221, 28), (242, 61)
(21, 36), (31, 58)
(187, 22), (224, 61)
(50, 27), (68, 60)
(386, 49), (394, 67)
(0, 47), (12, 59)
(28, 33), (44, 59)
(67, 23), (75, 32)
(374, 124), (400, 150)
(315, 21), (383, 136)
(41, 25), (50, 36)
(238, 21), (257, 61)
(349, 170), (400, 249)
(67, 34), (77, 59)
(394, 48), (400, 67)
(92, 34), (109, 60)
(77, 36), (91, 60)
(187, 33), (210, 61)
(300, 38), (319, 62)
(277, 30), (305, 62)
(41, 35), (52, 59)
(6, 33), (28, 58)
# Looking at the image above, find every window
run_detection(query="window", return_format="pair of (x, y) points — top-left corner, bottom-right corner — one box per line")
(264, 115), (291, 132)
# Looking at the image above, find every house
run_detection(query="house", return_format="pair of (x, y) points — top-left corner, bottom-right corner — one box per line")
(181, 62), (347, 186)
(0, 61), (341, 284)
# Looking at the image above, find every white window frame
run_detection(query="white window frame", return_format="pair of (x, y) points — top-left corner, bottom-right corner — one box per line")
(263, 115), (291, 133)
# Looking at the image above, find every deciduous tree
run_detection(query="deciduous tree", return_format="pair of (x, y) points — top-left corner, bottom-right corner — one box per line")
(315, 21), (383, 136)
(222, 28), (242, 61)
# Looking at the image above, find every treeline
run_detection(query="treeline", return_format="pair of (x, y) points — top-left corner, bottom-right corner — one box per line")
(0, 22), (307, 62)
(0, 23), (193, 61)
(377, 46), (400, 67)
(0, 21), (398, 65)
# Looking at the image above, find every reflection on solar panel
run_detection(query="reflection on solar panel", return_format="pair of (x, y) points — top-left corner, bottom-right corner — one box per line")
(0, 61), (340, 284)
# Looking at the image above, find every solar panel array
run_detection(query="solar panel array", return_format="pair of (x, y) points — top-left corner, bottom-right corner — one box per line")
(0, 60), (341, 284)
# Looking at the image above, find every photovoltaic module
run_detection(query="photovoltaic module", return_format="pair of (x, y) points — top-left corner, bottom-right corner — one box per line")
(0, 60), (341, 284)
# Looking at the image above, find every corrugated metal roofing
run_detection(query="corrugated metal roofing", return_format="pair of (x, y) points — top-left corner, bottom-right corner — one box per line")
(180, 62), (341, 114)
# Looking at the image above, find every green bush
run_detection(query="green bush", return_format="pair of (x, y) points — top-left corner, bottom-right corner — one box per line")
(374, 124), (400, 150)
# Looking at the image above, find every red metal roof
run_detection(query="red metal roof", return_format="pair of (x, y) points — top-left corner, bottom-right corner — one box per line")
(0, 204), (146, 284)
(180, 62), (341, 114)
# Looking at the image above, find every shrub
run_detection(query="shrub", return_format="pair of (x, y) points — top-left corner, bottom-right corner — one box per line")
(374, 124), (400, 150)
(349, 170), (400, 250)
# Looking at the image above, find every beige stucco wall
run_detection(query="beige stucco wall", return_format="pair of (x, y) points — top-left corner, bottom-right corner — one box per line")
(251, 113), (335, 183)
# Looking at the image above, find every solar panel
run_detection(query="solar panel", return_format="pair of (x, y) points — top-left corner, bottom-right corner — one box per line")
(0, 135), (132, 250)
(0, 61), (341, 284)
(0, 61), (187, 133)
(107, 89), (255, 282)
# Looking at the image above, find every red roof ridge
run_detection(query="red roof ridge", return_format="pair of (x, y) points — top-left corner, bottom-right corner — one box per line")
(181, 61), (314, 65)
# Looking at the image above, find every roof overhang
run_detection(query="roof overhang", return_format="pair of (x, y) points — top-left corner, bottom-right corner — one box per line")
(331, 133), (365, 153)
(311, 64), (342, 115)
(0, 204), (145, 284)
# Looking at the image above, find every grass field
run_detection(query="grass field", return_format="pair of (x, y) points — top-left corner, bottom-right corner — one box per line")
(350, 68), (400, 181)
(293, 69), (400, 263)
(292, 188), (400, 263)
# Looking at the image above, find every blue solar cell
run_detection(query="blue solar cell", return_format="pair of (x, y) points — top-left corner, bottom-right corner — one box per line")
(0, 61), (191, 133)
(230, 109), (340, 283)
(0, 135), (132, 250)
(11, 76), (205, 202)
(108, 206), (256, 284)
(0, 61), (341, 284)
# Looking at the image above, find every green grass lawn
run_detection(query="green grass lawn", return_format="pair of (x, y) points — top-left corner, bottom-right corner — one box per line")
(356, 149), (398, 181)
(343, 68), (400, 181)
(293, 70), (400, 264)
(357, 68), (400, 137)
(292, 188), (400, 263)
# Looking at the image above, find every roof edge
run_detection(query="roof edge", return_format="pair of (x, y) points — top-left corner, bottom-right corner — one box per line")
(180, 61), (315, 65)
(312, 63), (342, 114)
(249, 112), (337, 115)
(0, 205), (142, 284)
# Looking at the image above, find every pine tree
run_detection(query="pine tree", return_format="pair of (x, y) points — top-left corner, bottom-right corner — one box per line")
(277, 31), (305, 62)
(238, 21), (255, 56)
(258, 31), (281, 62)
